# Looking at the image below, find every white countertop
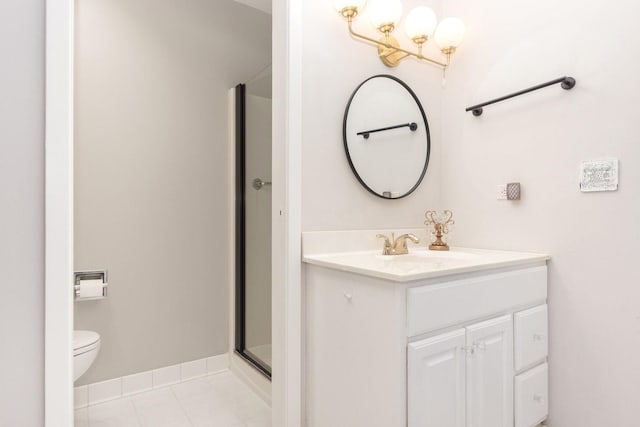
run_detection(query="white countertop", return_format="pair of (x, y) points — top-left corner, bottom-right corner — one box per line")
(303, 246), (550, 282)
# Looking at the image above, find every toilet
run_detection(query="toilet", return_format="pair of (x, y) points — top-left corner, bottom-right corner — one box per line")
(73, 330), (101, 381)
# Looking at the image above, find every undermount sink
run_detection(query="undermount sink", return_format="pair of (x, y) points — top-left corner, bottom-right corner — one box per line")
(303, 246), (549, 282)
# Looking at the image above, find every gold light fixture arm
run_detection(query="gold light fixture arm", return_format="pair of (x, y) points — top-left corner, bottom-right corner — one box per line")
(347, 19), (449, 68)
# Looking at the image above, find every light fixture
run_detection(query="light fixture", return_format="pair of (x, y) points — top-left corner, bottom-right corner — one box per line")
(333, 0), (465, 69)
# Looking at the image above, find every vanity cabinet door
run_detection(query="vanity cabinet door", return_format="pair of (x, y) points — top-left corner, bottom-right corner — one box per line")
(466, 315), (514, 427)
(408, 329), (467, 427)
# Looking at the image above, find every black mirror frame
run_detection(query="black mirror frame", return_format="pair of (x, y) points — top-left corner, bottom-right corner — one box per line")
(342, 74), (431, 200)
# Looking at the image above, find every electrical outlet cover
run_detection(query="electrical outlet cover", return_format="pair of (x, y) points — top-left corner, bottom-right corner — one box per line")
(580, 158), (618, 192)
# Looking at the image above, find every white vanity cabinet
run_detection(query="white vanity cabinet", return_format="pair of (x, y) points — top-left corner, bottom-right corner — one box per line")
(408, 315), (513, 427)
(304, 258), (549, 427)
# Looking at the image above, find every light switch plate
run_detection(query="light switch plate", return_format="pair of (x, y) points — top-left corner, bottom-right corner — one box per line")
(580, 158), (618, 192)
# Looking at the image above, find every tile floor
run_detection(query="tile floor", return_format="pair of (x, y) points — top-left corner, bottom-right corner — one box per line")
(75, 371), (271, 427)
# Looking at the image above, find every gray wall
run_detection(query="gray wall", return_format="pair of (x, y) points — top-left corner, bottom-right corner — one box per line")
(0, 0), (45, 426)
(74, 0), (271, 384)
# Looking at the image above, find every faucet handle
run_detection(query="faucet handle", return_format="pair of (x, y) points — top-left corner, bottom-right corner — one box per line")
(376, 234), (392, 255)
(376, 234), (391, 245)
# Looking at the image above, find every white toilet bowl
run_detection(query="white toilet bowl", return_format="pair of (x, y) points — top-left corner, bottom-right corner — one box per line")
(74, 330), (101, 381)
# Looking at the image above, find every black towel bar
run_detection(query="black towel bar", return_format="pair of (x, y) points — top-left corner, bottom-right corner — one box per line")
(466, 76), (576, 116)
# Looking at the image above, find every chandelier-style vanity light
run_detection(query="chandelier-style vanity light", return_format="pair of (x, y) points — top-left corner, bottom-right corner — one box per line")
(333, 0), (465, 69)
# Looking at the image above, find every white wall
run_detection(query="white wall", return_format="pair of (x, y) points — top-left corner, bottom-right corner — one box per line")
(74, 0), (271, 384)
(301, 0), (445, 231)
(0, 0), (45, 426)
(440, 1), (640, 425)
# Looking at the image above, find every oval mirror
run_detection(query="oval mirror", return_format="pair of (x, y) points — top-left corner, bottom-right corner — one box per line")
(343, 75), (430, 199)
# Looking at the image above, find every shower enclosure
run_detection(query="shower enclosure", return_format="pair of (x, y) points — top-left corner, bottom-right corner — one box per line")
(235, 73), (272, 377)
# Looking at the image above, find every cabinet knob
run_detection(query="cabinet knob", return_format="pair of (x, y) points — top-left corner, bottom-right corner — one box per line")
(533, 334), (545, 341)
(343, 291), (353, 301)
(461, 343), (487, 355)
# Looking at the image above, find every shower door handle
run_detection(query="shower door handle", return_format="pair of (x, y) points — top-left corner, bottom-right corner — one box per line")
(252, 178), (272, 191)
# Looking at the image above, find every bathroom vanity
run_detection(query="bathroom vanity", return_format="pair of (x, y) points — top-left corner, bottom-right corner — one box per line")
(302, 231), (550, 427)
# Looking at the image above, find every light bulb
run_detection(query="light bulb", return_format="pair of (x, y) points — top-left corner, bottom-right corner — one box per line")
(404, 6), (437, 42)
(367, 0), (403, 30)
(333, 0), (366, 15)
(434, 17), (465, 51)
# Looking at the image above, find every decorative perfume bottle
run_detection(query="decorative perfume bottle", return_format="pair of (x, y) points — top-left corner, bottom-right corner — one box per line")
(424, 210), (455, 251)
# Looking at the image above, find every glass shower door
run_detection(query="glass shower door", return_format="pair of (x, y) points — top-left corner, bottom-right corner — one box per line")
(235, 78), (272, 377)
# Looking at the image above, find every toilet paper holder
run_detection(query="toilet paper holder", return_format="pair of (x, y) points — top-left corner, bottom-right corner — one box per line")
(74, 270), (108, 300)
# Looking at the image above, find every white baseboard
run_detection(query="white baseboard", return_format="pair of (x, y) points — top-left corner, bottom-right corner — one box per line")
(74, 353), (229, 409)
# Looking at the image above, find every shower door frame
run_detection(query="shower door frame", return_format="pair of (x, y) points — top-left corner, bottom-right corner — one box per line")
(234, 83), (272, 378)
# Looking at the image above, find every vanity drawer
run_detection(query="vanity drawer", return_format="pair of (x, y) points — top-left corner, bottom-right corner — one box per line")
(407, 266), (547, 337)
(514, 305), (548, 371)
(515, 363), (548, 427)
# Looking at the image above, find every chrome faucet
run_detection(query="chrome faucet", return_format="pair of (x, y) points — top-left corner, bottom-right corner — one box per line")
(376, 232), (420, 255)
